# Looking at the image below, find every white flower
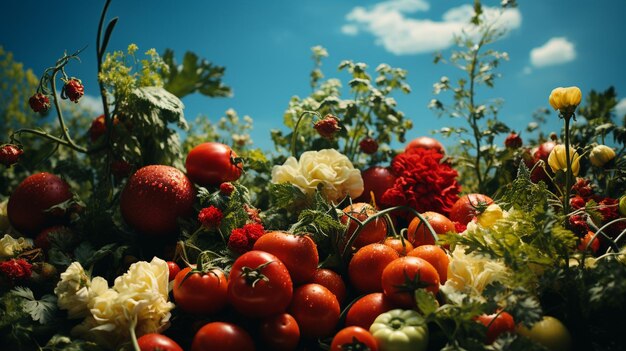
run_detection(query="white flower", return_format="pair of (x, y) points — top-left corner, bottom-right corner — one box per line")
(73, 257), (174, 347)
(271, 149), (364, 203)
(442, 246), (510, 302)
(0, 234), (33, 259)
(55, 262), (104, 319)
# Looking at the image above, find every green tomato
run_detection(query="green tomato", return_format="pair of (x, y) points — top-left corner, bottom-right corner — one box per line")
(517, 316), (571, 351)
(369, 309), (428, 351)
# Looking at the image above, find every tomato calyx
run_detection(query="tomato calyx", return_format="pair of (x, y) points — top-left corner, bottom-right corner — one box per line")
(177, 250), (225, 288)
(240, 260), (274, 287)
(468, 198), (491, 217)
(339, 336), (373, 351)
(230, 150), (245, 173)
(393, 268), (434, 295)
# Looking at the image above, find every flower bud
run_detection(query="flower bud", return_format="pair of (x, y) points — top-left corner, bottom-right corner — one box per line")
(313, 114), (341, 139)
(61, 78), (84, 103)
(0, 144), (23, 167)
(28, 93), (50, 113)
(549, 86), (582, 116)
(359, 137), (379, 154)
(548, 144), (580, 176)
(589, 144), (615, 167)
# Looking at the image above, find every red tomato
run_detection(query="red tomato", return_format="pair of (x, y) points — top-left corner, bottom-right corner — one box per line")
(288, 283), (341, 339)
(137, 333), (183, 351)
(166, 261), (180, 282)
(353, 166), (397, 206)
(120, 165), (195, 237)
(253, 231), (319, 284)
(448, 194), (494, 226)
(172, 267), (228, 315)
(383, 237), (414, 256)
(476, 311), (515, 344)
(341, 203), (388, 249)
(228, 250), (293, 318)
(7, 172), (73, 236)
(349, 243), (399, 293)
(407, 211), (455, 246)
(345, 293), (397, 330)
(259, 313), (300, 351)
(310, 268), (347, 304)
(381, 256), (440, 307)
(330, 326), (379, 351)
(185, 142), (243, 187)
(191, 322), (254, 351)
(405, 136), (445, 155)
(407, 245), (450, 283)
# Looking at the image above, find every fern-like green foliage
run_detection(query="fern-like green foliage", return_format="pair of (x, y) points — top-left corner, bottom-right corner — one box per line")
(449, 164), (577, 290)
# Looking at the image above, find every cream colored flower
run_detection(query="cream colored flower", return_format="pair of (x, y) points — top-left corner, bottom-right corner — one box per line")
(55, 262), (103, 319)
(271, 149), (364, 203)
(0, 234), (33, 259)
(589, 145), (616, 167)
(442, 246), (510, 301)
(548, 145), (580, 176)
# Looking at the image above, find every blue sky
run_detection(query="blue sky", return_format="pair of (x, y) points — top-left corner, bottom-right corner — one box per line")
(2, 0), (626, 151)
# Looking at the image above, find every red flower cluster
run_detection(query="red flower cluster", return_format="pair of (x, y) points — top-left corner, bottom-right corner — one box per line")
(381, 148), (460, 217)
(29, 93), (51, 113)
(228, 223), (265, 254)
(313, 114), (341, 139)
(62, 78), (84, 103)
(359, 137), (379, 154)
(198, 206), (224, 228)
(0, 259), (32, 281)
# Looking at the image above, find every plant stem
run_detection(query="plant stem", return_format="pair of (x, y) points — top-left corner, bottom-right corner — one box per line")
(291, 111), (318, 158)
(563, 116), (572, 217)
(49, 71), (88, 153)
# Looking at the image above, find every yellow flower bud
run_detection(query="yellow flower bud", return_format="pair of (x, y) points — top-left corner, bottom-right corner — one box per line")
(548, 144), (580, 176)
(477, 204), (503, 228)
(589, 144), (616, 167)
(549, 86), (582, 114)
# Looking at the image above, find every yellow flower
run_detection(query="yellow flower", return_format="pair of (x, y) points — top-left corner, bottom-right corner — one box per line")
(549, 86), (582, 117)
(476, 204), (504, 228)
(271, 149), (364, 203)
(548, 144), (580, 176)
(589, 144), (616, 167)
(55, 262), (104, 319)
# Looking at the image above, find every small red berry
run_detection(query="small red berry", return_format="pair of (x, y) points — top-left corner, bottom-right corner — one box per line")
(62, 78), (84, 103)
(0, 144), (23, 167)
(0, 259), (33, 282)
(313, 114), (341, 139)
(359, 137), (379, 154)
(29, 93), (51, 113)
(220, 182), (235, 196)
(167, 261), (181, 282)
(198, 206), (224, 228)
(504, 132), (522, 149)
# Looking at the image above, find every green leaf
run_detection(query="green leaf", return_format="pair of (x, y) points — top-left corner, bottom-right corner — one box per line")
(161, 49), (232, 99)
(415, 289), (438, 316)
(43, 334), (105, 351)
(10, 287), (57, 324)
(130, 86), (186, 128)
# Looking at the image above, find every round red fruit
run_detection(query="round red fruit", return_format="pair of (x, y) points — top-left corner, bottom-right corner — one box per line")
(407, 211), (455, 246)
(381, 256), (440, 307)
(349, 243), (399, 293)
(120, 165), (195, 237)
(405, 136), (445, 155)
(330, 326), (379, 351)
(310, 268), (347, 304)
(383, 237), (414, 256)
(185, 142), (243, 187)
(354, 166), (397, 206)
(191, 322), (254, 351)
(449, 194), (494, 226)
(253, 231), (319, 285)
(166, 261), (181, 282)
(259, 313), (300, 351)
(345, 292), (397, 330)
(341, 202), (388, 249)
(8, 172), (73, 236)
(172, 266), (228, 315)
(288, 283), (341, 339)
(228, 250), (293, 318)
(137, 333), (183, 351)
(476, 311), (515, 344)
(407, 245), (450, 283)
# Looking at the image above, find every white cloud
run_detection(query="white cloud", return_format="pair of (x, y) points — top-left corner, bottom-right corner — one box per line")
(530, 37), (576, 68)
(343, 1), (522, 55)
(616, 98), (626, 117)
(341, 24), (359, 36)
(78, 94), (104, 115)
